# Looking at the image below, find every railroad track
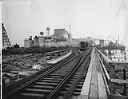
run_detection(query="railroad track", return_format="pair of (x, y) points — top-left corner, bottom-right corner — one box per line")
(57, 53), (91, 99)
(3, 49), (79, 98)
(3, 48), (92, 99)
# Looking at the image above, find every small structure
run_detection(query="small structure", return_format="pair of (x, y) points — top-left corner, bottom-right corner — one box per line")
(99, 40), (105, 47)
(24, 36), (33, 48)
(33, 36), (39, 47)
(13, 43), (20, 48)
(54, 29), (69, 39)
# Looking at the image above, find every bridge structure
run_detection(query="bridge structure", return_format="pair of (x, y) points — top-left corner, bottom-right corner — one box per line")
(77, 47), (128, 99)
(3, 47), (128, 99)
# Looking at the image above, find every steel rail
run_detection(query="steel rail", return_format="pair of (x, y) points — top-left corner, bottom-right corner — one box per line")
(3, 49), (79, 99)
(46, 48), (92, 99)
(45, 56), (82, 99)
(62, 53), (91, 99)
(96, 50), (111, 96)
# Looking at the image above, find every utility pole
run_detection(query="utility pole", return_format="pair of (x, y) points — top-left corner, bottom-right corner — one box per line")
(118, 33), (119, 46)
(46, 27), (50, 36)
(123, 68), (127, 96)
(40, 32), (45, 48)
(69, 23), (72, 40)
(117, 0), (128, 46)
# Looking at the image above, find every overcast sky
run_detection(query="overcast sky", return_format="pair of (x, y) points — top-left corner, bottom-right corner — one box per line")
(2, 0), (128, 47)
(0, 1), (1, 48)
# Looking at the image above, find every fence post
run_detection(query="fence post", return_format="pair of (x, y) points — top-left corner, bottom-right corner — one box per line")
(123, 68), (127, 96)
(109, 63), (116, 94)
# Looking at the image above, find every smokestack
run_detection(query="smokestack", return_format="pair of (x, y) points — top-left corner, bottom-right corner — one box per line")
(29, 36), (32, 40)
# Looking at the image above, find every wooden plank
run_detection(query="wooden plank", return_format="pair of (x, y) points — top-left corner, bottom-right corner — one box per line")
(80, 72), (92, 96)
(77, 95), (88, 99)
(89, 72), (98, 99)
(98, 73), (108, 99)
(77, 48), (94, 99)
(78, 60), (93, 99)
(99, 57), (110, 81)
(111, 79), (128, 84)
(88, 62), (93, 72)
(97, 52), (111, 95)
(109, 94), (128, 99)
(112, 62), (128, 64)
(89, 56), (98, 99)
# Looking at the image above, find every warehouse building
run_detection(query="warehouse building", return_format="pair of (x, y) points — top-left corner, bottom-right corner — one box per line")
(24, 35), (80, 48)
(24, 28), (81, 48)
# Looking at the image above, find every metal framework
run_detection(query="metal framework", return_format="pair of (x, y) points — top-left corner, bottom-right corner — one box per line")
(2, 23), (11, 49)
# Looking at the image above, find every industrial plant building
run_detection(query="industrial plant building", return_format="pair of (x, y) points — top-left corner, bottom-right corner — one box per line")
(24, 29), (80, 48)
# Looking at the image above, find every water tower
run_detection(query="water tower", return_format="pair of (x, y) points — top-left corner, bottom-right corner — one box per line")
(46, 27), (50, 36)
